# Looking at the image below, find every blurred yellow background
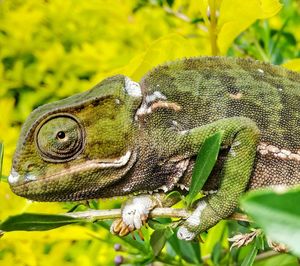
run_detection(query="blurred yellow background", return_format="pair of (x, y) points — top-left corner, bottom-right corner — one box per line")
(0, 0), (299, 265)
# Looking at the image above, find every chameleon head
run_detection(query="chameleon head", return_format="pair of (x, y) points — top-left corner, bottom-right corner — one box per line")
(9, 75), (143, 201)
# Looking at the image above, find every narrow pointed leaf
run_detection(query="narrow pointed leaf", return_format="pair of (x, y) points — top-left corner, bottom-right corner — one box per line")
(186, 131), (223, 206)
(0, 213), (84, 231)
(150, 227), (173, 256)
(241, 244), (258, 266)
(168, 234), (201, 264)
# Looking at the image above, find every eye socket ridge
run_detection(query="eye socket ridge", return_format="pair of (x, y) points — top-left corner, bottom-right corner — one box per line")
(35, 113), (85, 162)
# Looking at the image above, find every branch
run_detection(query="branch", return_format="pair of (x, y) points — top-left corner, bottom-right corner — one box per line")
(63, 208), (190, 221)
(228, 212), (252, 222)
(163, 6), (208, 32)
(64, 208), (250, 223)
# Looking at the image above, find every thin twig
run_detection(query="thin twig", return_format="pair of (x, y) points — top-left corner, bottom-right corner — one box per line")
(64, 208), (190, 221)
(163, 6), (208, 32)
(228, 212), (251, 222)
(207, 2), (219, 55)
(254, 250), (280, 261)
(63, 208), (250, 222)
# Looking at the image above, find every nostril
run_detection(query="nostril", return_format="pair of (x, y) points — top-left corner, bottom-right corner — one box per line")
(25, 163), (35, 171)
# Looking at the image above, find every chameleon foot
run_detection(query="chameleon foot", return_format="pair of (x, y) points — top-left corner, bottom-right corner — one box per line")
(110, 195), (158, 236)
(177, 200), (207, 241)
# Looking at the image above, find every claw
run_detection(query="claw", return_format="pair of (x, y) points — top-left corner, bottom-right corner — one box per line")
(111, 218), (123, 234)
(142, 219), (148, 229)
(110, 195), (157, 238)
(111, 218), (131, 236)
(138, 229), (144, 241)
(119, 225), (130, 236)
(197, 234), (204, 243)
(130, 231), (136, 240)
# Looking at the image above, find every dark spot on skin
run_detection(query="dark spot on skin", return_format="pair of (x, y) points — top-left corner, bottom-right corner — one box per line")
(91, 98), (101, 107)
(218, 73), (240, 94)
(274, 83), (284, 92)
(74, 105), (85, 113)
(202, 69), (214, 80)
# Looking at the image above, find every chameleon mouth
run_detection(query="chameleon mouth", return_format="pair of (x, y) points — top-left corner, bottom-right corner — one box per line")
(9, 150), (134, 188)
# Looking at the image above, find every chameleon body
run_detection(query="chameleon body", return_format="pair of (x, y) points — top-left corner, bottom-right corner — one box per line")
(8, 57), (300, 240)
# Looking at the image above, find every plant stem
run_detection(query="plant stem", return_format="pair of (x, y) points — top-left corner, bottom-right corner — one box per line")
(63, 208), (250, 223)
(163, 6), (208, 32)
(64, 208), (190, 221)
(208, 0), (219, 55)
(254, 250), (280, 261)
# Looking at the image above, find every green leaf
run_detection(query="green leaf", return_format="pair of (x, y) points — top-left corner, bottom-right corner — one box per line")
(241, 188), (300, 256)
(165, 0), (174, 7)
(254, 253), (299, 266)
(168, 234), (201, 264)
(241, 244), (258, 266)
(212, 242), (222, 265)
(148, 219), (172, 231)
(0, 142), (3, 181)
(186, 131), (223, 206)
(0, 213), (84, 231)
(150, 227), (173, 256)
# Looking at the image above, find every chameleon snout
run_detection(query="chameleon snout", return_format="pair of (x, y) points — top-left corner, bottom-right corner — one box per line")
(8, 168), (20, 185)
(8, 167), (37, 188)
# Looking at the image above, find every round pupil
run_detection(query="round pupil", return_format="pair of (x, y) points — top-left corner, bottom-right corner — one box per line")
(56, 131), (66, 139)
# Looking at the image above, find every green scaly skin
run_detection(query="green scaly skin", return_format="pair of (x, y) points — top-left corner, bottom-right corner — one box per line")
(9, 57), (300, 240)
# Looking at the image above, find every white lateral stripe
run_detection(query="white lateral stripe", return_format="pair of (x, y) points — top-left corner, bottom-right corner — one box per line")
(98, 151), (132, 168)
(9, 151), (132, 186)
(145, 91), (167, 103)
(25, 173), (37, 181)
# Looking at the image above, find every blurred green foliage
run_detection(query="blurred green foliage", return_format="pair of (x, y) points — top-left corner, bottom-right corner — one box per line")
(1, 0), (300, 265)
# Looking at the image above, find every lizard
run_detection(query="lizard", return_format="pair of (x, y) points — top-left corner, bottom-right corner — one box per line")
(8, 56), (300, 241)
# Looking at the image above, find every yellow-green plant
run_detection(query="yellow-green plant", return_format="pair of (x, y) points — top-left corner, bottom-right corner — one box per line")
(1, 0), (300, 265)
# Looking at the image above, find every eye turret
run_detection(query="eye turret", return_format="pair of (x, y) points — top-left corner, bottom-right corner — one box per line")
(35, 114), (85, 162)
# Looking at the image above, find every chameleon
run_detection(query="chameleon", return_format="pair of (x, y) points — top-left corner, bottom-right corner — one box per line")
(8, 56), (300, 240)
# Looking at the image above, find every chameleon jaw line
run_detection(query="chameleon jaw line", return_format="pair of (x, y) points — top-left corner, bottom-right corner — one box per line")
(10, 150), (133, 188)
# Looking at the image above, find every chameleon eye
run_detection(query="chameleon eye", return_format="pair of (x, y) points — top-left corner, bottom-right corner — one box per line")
(36, 114), (85, 162)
